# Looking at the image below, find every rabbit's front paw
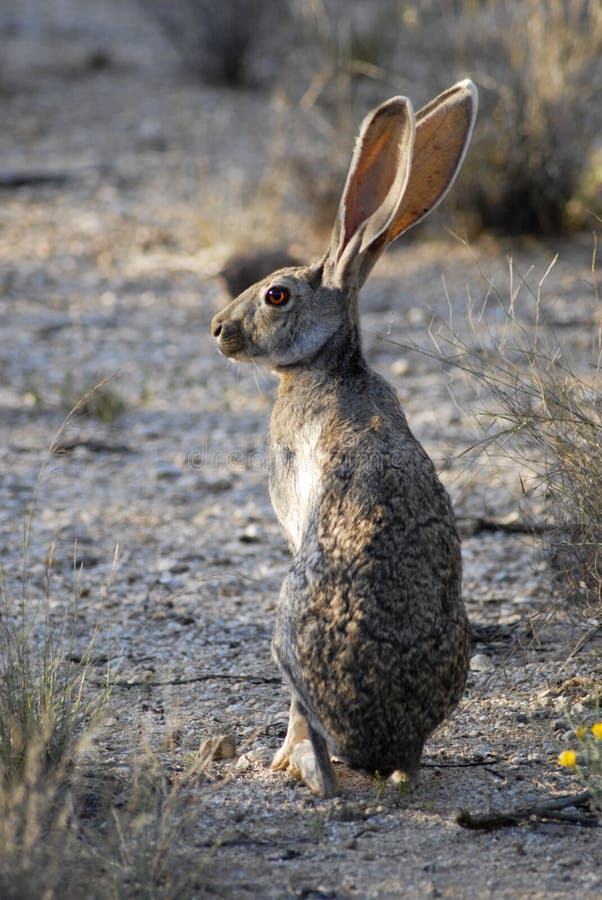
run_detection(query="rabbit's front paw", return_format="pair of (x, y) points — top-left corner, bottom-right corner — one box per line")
(271, 701), (310, 771)
(271, 742), (294, 771)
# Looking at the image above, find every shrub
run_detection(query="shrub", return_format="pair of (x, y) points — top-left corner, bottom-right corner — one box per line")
(147, 0), (288, 87)
(418, 237), (602, 615)
(469, 0), (601, 233)
(398, 0), (602, 234)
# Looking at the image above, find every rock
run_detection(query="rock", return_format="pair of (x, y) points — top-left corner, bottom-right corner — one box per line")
(246, 744), (273, 766)
(197, 734), (237, 764)
(235, 745), (273, 770)
(470, 652), (495, 672)
(240, 524), (261, 543)
(235, 754), (252, 771)
(390, 358), (410, 377)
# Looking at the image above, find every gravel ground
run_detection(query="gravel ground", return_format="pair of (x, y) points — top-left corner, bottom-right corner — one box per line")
(1, 3), (601, 897)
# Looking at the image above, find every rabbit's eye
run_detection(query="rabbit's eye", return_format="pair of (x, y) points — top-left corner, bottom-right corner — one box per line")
(265, 285), (290, 306)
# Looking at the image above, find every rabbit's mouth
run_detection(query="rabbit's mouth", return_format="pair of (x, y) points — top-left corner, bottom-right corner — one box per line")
(217, 340), (255, 363)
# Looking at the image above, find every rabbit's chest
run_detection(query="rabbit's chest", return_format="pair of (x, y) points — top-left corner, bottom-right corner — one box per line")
(268, 421), (323, 553)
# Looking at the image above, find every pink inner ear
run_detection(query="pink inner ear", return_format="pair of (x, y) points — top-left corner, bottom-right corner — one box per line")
(325, 95), (416, 288)
(344, 122), (406, 249)
(385, 86), (476, 242)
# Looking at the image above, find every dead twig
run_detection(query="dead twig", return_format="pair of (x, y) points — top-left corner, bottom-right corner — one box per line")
(456, 515), (551, 537)
(108, 673), (282, 688)
(52, 438), (133, 455)
(457, 790), (598, 830)
(424, 757), (503, 769)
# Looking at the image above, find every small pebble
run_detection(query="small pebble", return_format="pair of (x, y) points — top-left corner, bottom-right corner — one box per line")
(470, 653), (495, 672)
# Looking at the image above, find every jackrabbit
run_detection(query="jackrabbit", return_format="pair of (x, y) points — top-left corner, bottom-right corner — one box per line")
(211, 80), (478, 798)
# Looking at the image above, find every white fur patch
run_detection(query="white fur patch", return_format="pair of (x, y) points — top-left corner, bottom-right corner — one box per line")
(271, 420), (323, 552)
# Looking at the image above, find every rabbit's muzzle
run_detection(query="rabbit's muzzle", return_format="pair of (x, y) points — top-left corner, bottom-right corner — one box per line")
(211, 314), (247, 359)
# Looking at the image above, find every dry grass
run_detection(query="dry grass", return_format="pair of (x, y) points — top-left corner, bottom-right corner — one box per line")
(0, 584), (103, 782)
(0, 732), (211, 898)
(0, 384), (217, 898)
(0, 435), (113, 785)
(415, 234), (602, 616)
(79, 748), (211, 899)
(0, 751), (79, 899)
(0, 381), (135, 784)
(0, 547), (209, 895)
(0, 550), (106, 896)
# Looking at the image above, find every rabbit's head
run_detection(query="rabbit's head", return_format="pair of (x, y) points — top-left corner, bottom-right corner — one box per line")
(210, 261), (349, 368)
(211, 80), (477, 371)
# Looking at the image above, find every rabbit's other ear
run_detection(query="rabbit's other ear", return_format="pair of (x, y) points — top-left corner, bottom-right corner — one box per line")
(385, 79), (478, 243)
(324, 95), (416, 290)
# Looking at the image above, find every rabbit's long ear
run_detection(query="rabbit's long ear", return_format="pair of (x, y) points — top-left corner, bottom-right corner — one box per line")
(385, 79), (478, 243)
(324, 80), (477, 290)
(324, 95), (416, 290)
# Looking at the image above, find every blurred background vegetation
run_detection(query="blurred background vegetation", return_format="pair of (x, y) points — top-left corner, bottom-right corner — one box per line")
(143, 0), (602, 237)
(1, 0), (600, 251)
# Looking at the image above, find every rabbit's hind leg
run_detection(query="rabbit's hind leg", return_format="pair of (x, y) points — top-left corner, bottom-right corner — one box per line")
(271, 697), (339, 798)
(295, 723), (339, 798)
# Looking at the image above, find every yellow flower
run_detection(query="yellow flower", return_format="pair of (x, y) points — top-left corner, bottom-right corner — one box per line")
(591, 722), (602, 740)
(557, 749), (577, 768)
(575, 724), (587, 740)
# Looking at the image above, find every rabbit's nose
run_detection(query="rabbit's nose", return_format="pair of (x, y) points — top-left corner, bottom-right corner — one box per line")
(211, 317), (223, 338)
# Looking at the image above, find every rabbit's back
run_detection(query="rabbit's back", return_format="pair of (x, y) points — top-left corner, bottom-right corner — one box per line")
(270, 367), (469, 774)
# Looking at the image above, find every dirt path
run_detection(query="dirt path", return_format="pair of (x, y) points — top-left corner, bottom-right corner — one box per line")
(1, 3), (601, 897)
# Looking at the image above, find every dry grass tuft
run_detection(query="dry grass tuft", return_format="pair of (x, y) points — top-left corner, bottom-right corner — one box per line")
(0, 727), (212, 898)
(410, 235), (602, 615)
(0, 589), (104, 783)
(96, 749), (212, 898)
(0, 384), (219, 897)
(0, 749), (79, 899)
(0, 553), (110, 895)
